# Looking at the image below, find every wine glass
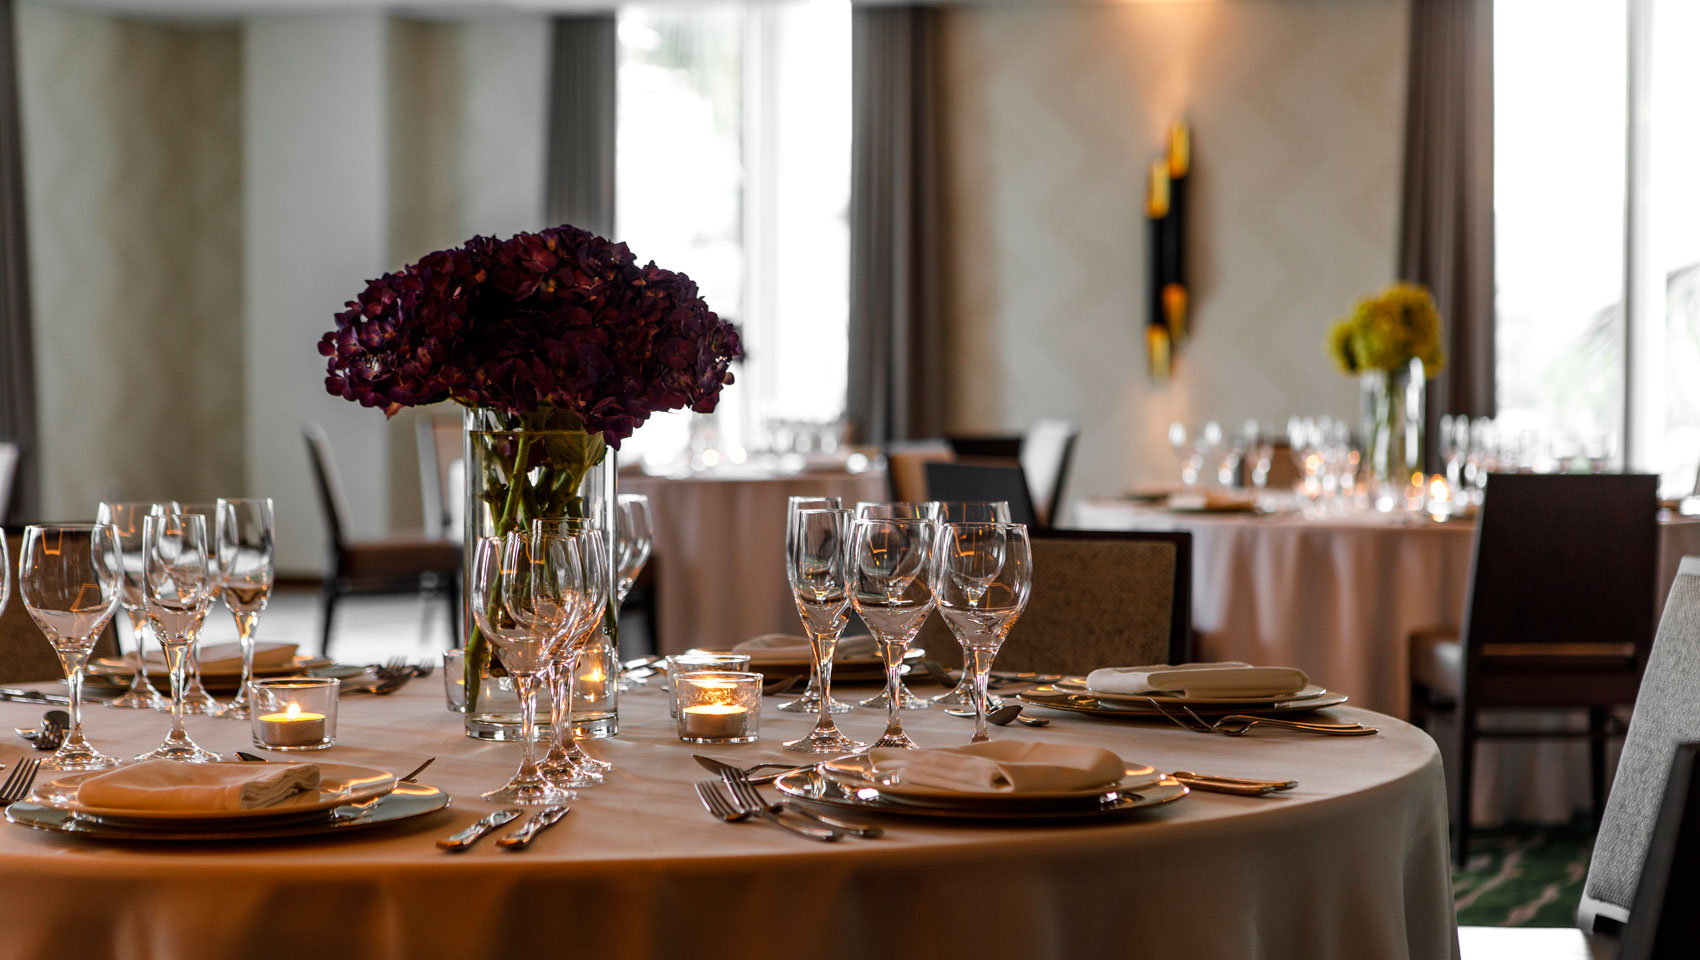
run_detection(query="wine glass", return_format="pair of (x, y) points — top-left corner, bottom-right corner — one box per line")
(1167, 421), (1192, 485)
(19, 524), (124, 770)
(851, 517), (938, 749)
(777, 495), (852, 716)
(935, 522), (1033, 744)
(535, 522), (612, 786)
(613, 494), (652, 691)
(0, 528), (8, 618)
(216, 498), (275, 720)
(852, 502), (937, 712)
(95, 502), (170, 710)
(783, 507), (866, 754)
(469, 532), (577, 804)
(169, 503), (227, 716)
(137, 513), (220, 762)
(934, 501), (1010, 524)
(1245, 421), (1275, 490)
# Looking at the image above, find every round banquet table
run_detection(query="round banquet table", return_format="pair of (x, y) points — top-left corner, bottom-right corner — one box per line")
(0, 679), (1456, 960)
(621, 469), (888, 655)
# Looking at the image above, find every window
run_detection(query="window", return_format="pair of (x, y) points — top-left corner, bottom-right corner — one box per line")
(614, 1), (851, 470)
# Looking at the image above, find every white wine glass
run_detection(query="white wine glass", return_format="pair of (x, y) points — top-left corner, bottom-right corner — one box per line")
(19, 524), (125, 770)
(612, 494), (652, 691)
(95, 502), (170, 710)
(935, 522), (1033, 744)
(777, 495), (852, 716)
(170, 503), (227, 716)
(851, 517), (938, 749)
(138, 513), (220, 762)
(534, 521), (611, 786)
(784, 507), (866, 754)
(216, 498), (275, 720)
(930, 501), (1012, 708)
(852, 502), (937, 712)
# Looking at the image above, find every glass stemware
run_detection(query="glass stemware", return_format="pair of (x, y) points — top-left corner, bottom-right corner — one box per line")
(777, 495), (852, 715)
(215, 498), (275, 720)
(935, 522), (1033, 744)
(169, 503), (227, 716)
(783, 507), (867, 754)
(534, 521), (612, 786)
(469, 533), (577, 804)
(19, 524), (124, 770)
(137, 514), (221, 762)
(95, 502), (170, 710)
(0, 527), (8, 618)
(851, 517), (938, 749)
(613, 494), (653, 691)
(852, 502), (936, 712)
(930, 501), (1013, 709)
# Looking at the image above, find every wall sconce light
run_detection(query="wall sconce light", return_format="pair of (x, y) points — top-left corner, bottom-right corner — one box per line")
(1145, 122), (1189, 382)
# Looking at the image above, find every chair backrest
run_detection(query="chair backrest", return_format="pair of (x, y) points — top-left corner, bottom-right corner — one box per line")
(1581, 555), (1700, 934)
(1020, 418), (1078, 527)
(415, 414), (462, 539)
(884, 440), (953, 504)
(917, 528), (1192, 674)
(302, 423), (350, 552)
(945, 434), (1022, 459)
(0, 530), (119, 682)
(923, 461), (1038, 528)
(0, 441), (16, 524)
(1461, 473), (1659, 706)
(1264, 440), (1303, 491)
(1614, 741), (1700, 959)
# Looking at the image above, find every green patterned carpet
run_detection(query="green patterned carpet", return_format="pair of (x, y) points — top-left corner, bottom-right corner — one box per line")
(1453, 817), (1594, 927)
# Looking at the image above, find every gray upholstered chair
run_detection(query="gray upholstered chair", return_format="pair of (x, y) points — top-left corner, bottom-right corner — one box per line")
(0, 529), (119, 683)
(918, 528), (1191, 675)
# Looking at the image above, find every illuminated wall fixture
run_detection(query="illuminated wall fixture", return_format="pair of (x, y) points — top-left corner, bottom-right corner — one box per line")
(1145, 122), (1190, 382)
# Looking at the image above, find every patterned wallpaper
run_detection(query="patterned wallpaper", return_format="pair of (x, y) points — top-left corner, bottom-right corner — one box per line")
(939, 0), (1410, 506)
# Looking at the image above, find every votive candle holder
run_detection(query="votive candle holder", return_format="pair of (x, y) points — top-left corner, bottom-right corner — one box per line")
(674, 671), (763, 744)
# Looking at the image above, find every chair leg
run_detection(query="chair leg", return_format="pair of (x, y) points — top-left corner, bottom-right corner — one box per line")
(319, 581), (339, 659)
(1454, 709), (1477, 867)
(1589, 707), (1609, 831)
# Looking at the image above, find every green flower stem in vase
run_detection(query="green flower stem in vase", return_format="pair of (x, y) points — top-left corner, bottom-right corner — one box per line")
(462, 405), (619, 741)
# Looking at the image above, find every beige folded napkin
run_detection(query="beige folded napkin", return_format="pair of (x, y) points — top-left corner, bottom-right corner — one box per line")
(1086, 662), (1310, 699)
(866, 741), (1127, 795)
(732, 634), (879, 660)
(1167, 491), (1258, 512)
(143, 641), (298, 674)
(76, 760), (322, 812)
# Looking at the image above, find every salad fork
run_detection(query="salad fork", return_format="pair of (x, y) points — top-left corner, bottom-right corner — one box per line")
(0, 758), (41, 806)
(719, 771), (883, 838)
(693, 780), (841, 842)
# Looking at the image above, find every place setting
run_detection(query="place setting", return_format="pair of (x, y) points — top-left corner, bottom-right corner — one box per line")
(1019, 662), (1368, 731)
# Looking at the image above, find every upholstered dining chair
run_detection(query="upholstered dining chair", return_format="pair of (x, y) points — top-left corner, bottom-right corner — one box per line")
(304, 423), (462, 657)
(922, 461), (1040, 528)
(1018, 418), (1078, 527)
(1409, 472), (1660, 865)
(884, 439), (954, 504)
(414, 413), (464, 540)
(917, 528), (1192, 676)
(0, 529), (120, 682)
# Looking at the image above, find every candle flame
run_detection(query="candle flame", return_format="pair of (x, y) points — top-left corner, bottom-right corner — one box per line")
(285, 703), (302, 720)
(1429, 475), (1449, 502)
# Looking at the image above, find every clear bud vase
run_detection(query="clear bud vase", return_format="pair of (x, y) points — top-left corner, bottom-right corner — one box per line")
(1361, 357), (1426, 511)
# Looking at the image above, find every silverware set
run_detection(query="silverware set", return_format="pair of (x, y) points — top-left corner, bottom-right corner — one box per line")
(347, 658), (433, 696)
(436, 802), (572, 852)
(692, 755), (881, 841)
(1146, 699), (1376, 737)
(945, 704), (1049, 727)
(15, 710), (68, 751)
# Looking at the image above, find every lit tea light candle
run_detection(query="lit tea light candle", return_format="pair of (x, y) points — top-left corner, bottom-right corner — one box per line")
(674, 671), (762, 744)
(680, 703), (750, 740)
(257, 702), (327, 747)
(1427, 474), (1453, 521)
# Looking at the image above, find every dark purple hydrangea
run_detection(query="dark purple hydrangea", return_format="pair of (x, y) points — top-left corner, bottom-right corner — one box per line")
(317, 225), (742, 446)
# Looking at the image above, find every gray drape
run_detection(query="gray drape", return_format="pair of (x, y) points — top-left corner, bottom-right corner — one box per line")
(1399, 0), (1495, 466)
(0, 0), (35, 520)
(545, 15), (617, 238)
(847, 5), (946, 445)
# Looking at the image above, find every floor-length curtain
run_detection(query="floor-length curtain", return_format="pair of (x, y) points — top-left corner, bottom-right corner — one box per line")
(0, 0), (35, 520)
(1399, 0), (1495, 468)
(848, 5), (945, 445)
(545, 15), (617, 238)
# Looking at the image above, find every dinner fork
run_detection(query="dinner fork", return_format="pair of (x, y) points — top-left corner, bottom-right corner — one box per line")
(1179, 705), (1373, 737)
(719, 771), (883, 838)
(693, 780), (842, 842)
(0, 758), (42, 806)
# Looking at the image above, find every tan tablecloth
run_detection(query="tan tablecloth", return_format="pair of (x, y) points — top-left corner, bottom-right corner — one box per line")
(622, 470), (888, 654)
(0, 680), (1455, 960)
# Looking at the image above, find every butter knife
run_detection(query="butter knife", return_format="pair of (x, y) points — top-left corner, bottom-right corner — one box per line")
(0, 689), (71, 706)
(496, 805), (571, 850)
(437, 809), (521, 852)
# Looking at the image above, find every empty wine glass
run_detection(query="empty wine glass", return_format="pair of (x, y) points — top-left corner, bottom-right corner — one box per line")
(216, 498), (275, 720)
(613, 494), (653, 691)
(851, 517), (938, 749)
(777, 495), (852, 716)
(853, 502), (939, 521)
(19, 523), (124, 770)
(1168, 421), (1193, 485)
(469, 532), (577, 804)
(0, 528), (8, 618)
(138, 513), (220, 762)
(930, 501), (1013, 709)
(1245, 421), (1275, 490)
(95, 502), (170, 710)
(784, 507), (866, 754)
(170, 503), (227, 717)
(534, 520), (612, 787)
(935, 522), (1033, 744)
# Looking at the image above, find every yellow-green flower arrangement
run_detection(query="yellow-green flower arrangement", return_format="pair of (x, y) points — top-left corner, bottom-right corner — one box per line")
(1327, 282), (1446, 377)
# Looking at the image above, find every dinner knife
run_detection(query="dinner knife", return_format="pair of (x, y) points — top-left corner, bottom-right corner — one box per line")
(436, 809), (522, 852)
(0, 689), (70, 706)
(496, 805), (571, 850)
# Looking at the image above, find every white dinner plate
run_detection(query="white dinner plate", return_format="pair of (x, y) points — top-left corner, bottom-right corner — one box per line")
(5, 784), (450, 841)
(819, 754), (1159, 804)
(1051, 680), (1329, 706)
(30, 762), (398, 823)
(1019, 689), (1351, 720)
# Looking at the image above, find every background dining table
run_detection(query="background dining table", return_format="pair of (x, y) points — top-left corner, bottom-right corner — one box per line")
(0, 677), (1456, 960)
(1071, 495), (1700, 825)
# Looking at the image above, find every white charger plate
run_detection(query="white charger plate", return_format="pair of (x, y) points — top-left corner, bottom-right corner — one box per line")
(820, 753), (1159, 804)
(5, 784), (450, 841)
(30, 762), (397, 822)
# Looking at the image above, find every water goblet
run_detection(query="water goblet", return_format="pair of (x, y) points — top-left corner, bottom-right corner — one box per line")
(783, 507), (867, 754)
(777, 496), (852, 716)
(170, 503), (228, 716)
(934, 501), (1011, 524)
(137, 513), (221, 762)
(851, 502), (937, 711)
(95, 502), (170, 710)
(216, 498), (275, 720)
(613, 494), (653, 691)
(0, 527), (8, 617)
(851, 517), (938, 749)
(19, 523), (124, 770)
(533, 520), (612, 787)
(935, 522), (1033, 744)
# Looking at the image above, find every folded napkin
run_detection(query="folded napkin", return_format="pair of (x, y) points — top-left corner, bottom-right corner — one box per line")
(1167, 491), (1258, 512)
(143, 641), (298, 674)
(76, 760), (322, 812)
(1086, 662), (1309, 699)
(732, 634), (879, 660)
(866, 741), (1127, 795)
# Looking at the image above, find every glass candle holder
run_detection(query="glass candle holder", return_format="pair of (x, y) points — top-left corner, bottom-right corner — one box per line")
(673, 671), (762, 744)
(249, 678), (339, 751)
(666, 653), (753, 717)
(442, 649), (466, 713)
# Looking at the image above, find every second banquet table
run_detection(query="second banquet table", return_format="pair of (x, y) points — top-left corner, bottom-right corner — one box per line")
(0, 678), (1456, 960)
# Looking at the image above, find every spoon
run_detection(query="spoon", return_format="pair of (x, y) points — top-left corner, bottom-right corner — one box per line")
(15, 710), (69, 751)
(945, 704), (1049, 727)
